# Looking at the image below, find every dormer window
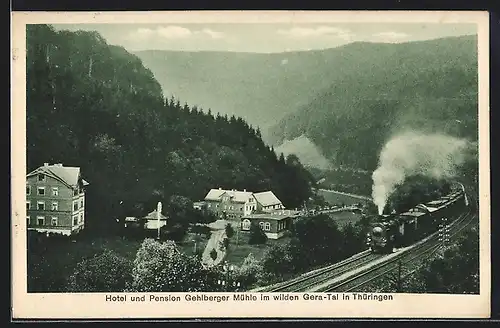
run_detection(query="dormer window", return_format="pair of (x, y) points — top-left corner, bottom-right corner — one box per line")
(38, 174), (45, 182)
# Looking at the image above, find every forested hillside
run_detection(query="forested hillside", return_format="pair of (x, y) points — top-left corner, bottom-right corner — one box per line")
(26, 24), (313, 234)
(269, 35), (478, 171)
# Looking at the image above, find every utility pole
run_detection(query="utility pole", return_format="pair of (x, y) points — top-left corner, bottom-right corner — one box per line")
(438, 217), (450, 250)
(396, 259), (402, 292)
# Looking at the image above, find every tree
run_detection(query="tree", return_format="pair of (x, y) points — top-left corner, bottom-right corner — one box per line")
(223, 237), (230, 250)
(130, 238), (216, 292)
(234, 253), (262, 289)
(210, 248), (218, 261)
(66, 249), (133, 292)
(341, 222), (365, 259)
(260, 243), (295, 281)
(395, 227), (479, 294)
(26, 24), (313, 242)
(249, 223), (268, 245)
(225, 223), (235, 238)
(292, 214), (342, 266)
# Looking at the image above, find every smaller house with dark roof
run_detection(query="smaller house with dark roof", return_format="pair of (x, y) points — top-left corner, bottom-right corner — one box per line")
(26, 163), (89, 236)
(240, 209), (301, 239)
(143, 209), (168, 230)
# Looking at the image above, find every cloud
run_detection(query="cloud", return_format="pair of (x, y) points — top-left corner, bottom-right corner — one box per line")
(157, 26), (193, 39)
(128, 26), (225, 40)
(372, 31), (410, 42)
(201, 28), (225, 39)
(277, 26), (354, 40)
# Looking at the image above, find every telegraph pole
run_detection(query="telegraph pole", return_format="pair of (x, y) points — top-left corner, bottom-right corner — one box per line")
(438, 217), (450, 250)
(396, 259), (402, 292)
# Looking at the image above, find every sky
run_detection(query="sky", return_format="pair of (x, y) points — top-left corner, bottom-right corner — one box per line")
(52, 23), (477, 53)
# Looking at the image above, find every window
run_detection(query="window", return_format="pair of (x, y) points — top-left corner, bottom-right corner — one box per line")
(264, 222), (271, 231)
(80, 199), (84, 208)
(80, 213), (84, 224)
(38, 174), (45, 182)
(73, 215), (79, 226)
(51, 217), (58, 226)
(37, 186), (45, 196)
(51, 202), (58, 211)
(26, 185), (30, 195)
(73, 201), (79, 211)
(259, 222), (265, 230)
(52, 187), (58, 196)
(27, 216), (30, 226)
(37, 201), (45, 211)
(26, 201), (30, 211)
(242, 219), (251, 230)
(37, 216), (45, 226)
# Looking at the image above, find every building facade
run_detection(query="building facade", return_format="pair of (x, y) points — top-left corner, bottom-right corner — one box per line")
(240, 210), (301, 239)
(202, 188), (284, 220)
(26, 163), (89, 236)
(143, 209), (168, 230)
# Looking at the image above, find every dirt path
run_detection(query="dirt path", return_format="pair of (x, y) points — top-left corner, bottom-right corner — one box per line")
(201, 220), (228, 267)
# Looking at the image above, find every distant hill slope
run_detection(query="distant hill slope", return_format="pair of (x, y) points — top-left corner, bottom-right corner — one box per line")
(268, 35), (478, 171)
(134, 49), (345, 132)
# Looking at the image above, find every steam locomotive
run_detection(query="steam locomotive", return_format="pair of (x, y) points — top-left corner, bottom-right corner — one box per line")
(367, 187), (467, 254)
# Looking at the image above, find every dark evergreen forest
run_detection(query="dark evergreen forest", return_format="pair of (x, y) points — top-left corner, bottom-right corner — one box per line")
(26, 24), (313, 234)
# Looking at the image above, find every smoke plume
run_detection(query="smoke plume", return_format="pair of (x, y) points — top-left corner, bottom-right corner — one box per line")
(372, 131), (472, 215)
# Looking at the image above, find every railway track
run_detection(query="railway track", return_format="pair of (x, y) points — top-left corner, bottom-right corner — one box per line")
(320, 206), (476, 293)
(255, 189), (477, 293)
(259, 250), (382, 292)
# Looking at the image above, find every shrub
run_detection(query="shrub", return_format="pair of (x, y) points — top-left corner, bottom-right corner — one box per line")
(249, 223), (267, 245)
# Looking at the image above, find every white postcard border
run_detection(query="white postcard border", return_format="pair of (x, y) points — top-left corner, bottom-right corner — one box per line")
(11, 10), (491, 319)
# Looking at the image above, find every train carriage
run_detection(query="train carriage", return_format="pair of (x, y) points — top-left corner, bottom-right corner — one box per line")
(368, 188), (467, 254)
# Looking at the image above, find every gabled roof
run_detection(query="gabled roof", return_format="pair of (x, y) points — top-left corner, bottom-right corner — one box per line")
(224, 190), (254, 203)
(27, 163), (88, 188)
(204, 188), (254, 203)
(415, 204), (439, 213)
(144, 210), (167, 221)
(204, 189), (226, 201)
(400, 211), (427, 218)
(254, 191), (282, 207)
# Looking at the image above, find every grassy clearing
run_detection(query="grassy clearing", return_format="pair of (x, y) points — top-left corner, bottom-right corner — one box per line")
(224, 231), (291, 266)
(326, 211), (364, 228)
(318, 189), (371, 206)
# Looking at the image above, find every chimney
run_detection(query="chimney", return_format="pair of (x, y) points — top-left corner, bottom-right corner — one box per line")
(244, 189), (246, 192)
(219, 187), (222, 190)
(43, 163), (49, 167)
